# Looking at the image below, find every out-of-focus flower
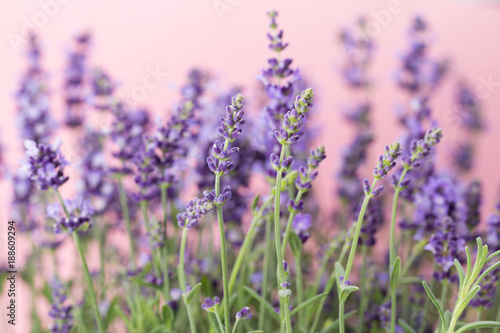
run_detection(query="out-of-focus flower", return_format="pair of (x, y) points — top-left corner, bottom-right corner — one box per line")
(46, 197), (95, 234)
(48, 278), (73, 333)
(20, 139), (69, 190)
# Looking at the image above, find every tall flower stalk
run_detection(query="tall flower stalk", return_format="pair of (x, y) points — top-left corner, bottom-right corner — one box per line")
(270, 88), (314, 332)
(388, 127), (442, 333)
(338, 142), (401, 333)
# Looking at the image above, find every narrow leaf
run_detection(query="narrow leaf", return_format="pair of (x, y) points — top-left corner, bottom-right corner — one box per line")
(319, 310), (358, 333)
(243, 286), (280, 322)
(186, 282), (202, 303)
(290, 292), (327, 316)
(398, 319), (417, 333)
(455, 321), (500, 333)
(422, 281), (446, 333)
(390, 256), (401, 291)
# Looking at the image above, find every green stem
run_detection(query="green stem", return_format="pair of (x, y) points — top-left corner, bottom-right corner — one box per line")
(232, 319), (240, 333)
(260, 214), (273, 331)
(54, 189), (104, 332)
(309, 242), (349, 333)
(178, 228), (197, 333)
(117, 176), (136, 268)
(358, 246), (368, 333)
(228, 195), (274, 296)
(440, 279), (449, 311)
(274, 145), (293, 333)
(99, 225), (107, 299)
(160, 185), (171, 305)
(418, 266), (437, 333)
(215, 173), (231, 333)
(295, 251), (304, 330)
(215, 311), (226, 333)
(339, 180), (376, 333)
(73, 232), (105, 333)
(282, 191), (304, 256)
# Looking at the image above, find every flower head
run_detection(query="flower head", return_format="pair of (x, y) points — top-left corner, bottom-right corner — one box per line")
(236, 306), (253, 320)
(373, 142), (402, 180)
(46, 198), (94, 234)
(48, 278), (73, 333)
(201, 296), (220, 312)
(21, 139), (69, 190)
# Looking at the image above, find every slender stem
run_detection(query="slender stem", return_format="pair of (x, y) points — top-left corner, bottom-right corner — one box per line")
(282, 191), (304, 256)
(215, 311), (226, 333)
(418, 265), (437, 333)
(178, 228), (197, 333)
(339, 180), (376, 333)
(338, 299), (345, 333)
(99, 225), (107, 299)
(228, 195), (274, 296)
(260, 214), (272, 330)
(440, 279), (449, 311)
(274, 145), (293, 333)
(310, 242), (349, 333)
(295, 251), (304, 330)
(358, 246), (368, 333)
(215, 173), (231, 333)
(232, 319), (240, 333)
(117, 176), (136, 268)
(160, 185), (171, 304)
(54, 189), (104, 332)
(73, 232), (105, 333)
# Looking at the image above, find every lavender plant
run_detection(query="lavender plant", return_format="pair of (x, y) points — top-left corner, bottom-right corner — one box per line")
(8, 10), (500, 333)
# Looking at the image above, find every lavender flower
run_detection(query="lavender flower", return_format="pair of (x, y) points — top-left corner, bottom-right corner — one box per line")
(20, 139), (69, 190)
(455, 82), (483, 131)
(424, 216), (465, 280)
(236, 306), (253, 320)
(373, 142), (402, 180)
(487, 199), (500, 251)
(177, 198), (214, 229)
(48, 278), (73, 333)
(201, 296), (220, 312)
(294, 146), (326, 193)
(64, 32), (91, 127)
(358, 199), (384, 247)
(147, 218), (166, 249)
(15, 33), (54, 143)
(292, 213), (312, 244)
(90, 68), (115, 110)
(46, 198), (95, 234)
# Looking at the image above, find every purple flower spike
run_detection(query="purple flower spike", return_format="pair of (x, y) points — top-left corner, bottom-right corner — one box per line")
(292, 213), (312, 244)
(201, 296), (220, 312)
(236, 306), (253, 320)
(48, 278), (73, 333)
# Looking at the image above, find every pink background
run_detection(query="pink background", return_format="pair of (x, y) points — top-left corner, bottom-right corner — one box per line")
(1, 1), (500, 332)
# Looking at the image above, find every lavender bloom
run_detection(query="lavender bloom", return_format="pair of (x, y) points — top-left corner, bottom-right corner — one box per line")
(132, 136), (159, 202)
(90, 68), (115, 110)
(11, 171), (38, 232)
(201, 296), (220, 312)
(395, 16), (448, 95)
(15, 33), (54, 143)
(487, 200), (500, 251)
(463, 180), (481, 232)
(64, 32), (91, 127)
(48, 278), (73, 333)
(379, 301), (403, 333)
(177, 198), (214, 229)
(147, 218), (166, 249)
(358, 199), (384, 247)
(339, 18), (374, 88)
(455, 82), (483, 131)
(373, 142), (402, 180)
(236, 306), (253, 320)
(109, 103), (150, 175)
(20, 139), (69, 190)
(292, 213), (312, 244)
(46, 198), (95, 234)
(424, 216), (465, 280)
(452, 143), (474, 172)
(294, 146), (326, 194)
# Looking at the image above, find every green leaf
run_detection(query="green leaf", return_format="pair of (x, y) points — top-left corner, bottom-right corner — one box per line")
(340, 285), (359, 302)
(398, 319), (417, 333)
(454, 259), (465, 290)
(422, 281), (446, 333)
(140, 300), (160, 326)
(390, 256), (401, 291)
(289, 232), (303, 257)
(290, 292), (327, 316)
(104, 296), (121, 329)
(455, 321), (500, 333)
(162, 305), (174, 325)
(114, 304), (134, 331)
(186, 282), (202, 303)
(245, 331), (264, 333)
(243, 286), (280, 322)
(251, 195), (260, 212)
(208, 313), (222, 333)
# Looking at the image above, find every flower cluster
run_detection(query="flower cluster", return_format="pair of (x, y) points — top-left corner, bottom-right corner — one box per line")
(15, 33), (54, 143)
(373, 142), (402, 180)
(292, 213), (312, 244)
(48, 278), (73, 333)
(64, 32), (91, 127)
(21, 139), (69, 190)
(46, 198), (95, 234)
(90, 68), (115, 110)
(177, 198), (214, 229)
(236, 306), (253, 320)
(201, 296), (220, 312)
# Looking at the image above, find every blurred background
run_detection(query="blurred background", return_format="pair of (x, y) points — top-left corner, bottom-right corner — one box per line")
(1, 0), (500, 331)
